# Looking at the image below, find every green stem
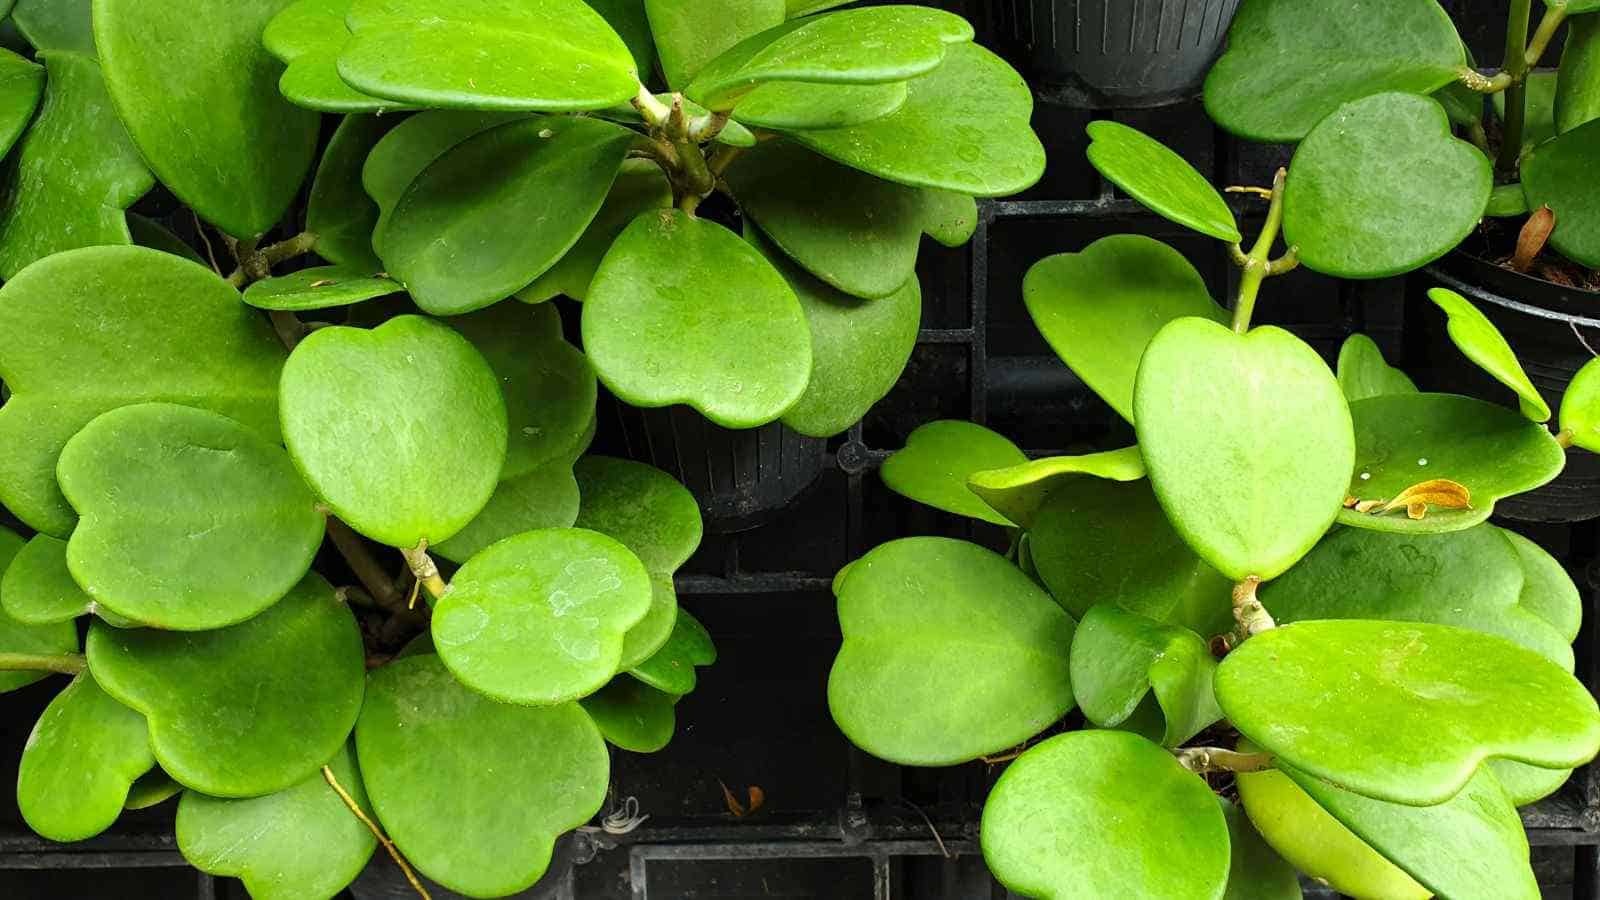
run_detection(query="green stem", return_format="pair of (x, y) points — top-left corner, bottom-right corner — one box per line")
(1556, 428), (1575, 449)
(401, 543), (448, 604)
(260, 232), (319, 267)
(0, 652), (86, 675)
(1525, 5), (1569, 68)
(1498, 0), (1535, 176)
(1231, 168), (1288, 334)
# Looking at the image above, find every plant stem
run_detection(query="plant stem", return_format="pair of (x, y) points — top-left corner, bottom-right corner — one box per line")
(1525, 5), (1569, 67)
(1231, 576), (1276, 639)
(0, 653), (86, 675)
(1175, 747), (1275, 775)
(323, 766), (432, 900)
(1498, 0), (1535, 176)
(1231, 167), (1288, 334)
(260, 232), (319, 267)
(327, 517), (405, 610)
(630, 83), (671, 127)
(1556, 428), (1575, 448)
(401, 543), (448, 604)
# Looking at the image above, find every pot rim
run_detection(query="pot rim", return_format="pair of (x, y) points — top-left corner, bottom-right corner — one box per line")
(1425, 252), (1600, 329)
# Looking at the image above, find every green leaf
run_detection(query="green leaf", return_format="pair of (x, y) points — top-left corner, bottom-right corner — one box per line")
(1084, 121), (1241, 242)
(620, 575), (679, 669)
(340, 0), (637, 111)
(966, 446), (1146, 530)
(94, 0), (321, 237)
(1, 534), (135, 626)
(1202, 0), (1465, 142)
(1135, 318), (1353, 581)
(57, 403), (325, 631)
(364, 110), (527, 253)
(1487, 183), (1531, 217)
(1557, 14), (1600, 134)
(1495, 70), (1559, 150)
(0, 529), (79, 693)
(1501, 527), (1583, 643)
(731, 80), (907, 131)
(1339, 392), (1565, 534)
(356, 654), (608, 897)
(244, 266), (400, 311)
(13, 0), (93, 54)
(879, 420), (1026, 526)
(263, 0), (407, 112)
(516, 160), (672, 303)
(0, 246), (285, 536)
(1216, 619), (1600, 806)
(829, 537), (1075, 765)
(1283, 92), (1491, 279)
(307, 114), (399, 269)
(980, 730), (1229, 900)
(1336, 334), (1418, 402)
(585, 0), (656, 76)
(87, 574), (365, 798)
(1562, 356), (1600, 453)
(1428, 287), (1550, 420)
(280, 315), (507, 549)
(629, 606), (714, 695)
(432, 460), (581, 565)
(573, 455), (703, 576)
(0, 48), (42, 160)
(580, 675), (677, 752)
(789, 42), (1043, 197)
(1023, 235), (1226, 423)
(786, 0), (849, 15)
(583, 210), (812, 427)
(0, 51), (152, 278)
(1220, 798), (1302, 900)
(177, 742), (376, 900)
(17, 671), (152, 841)
(127, 213), (204, 264)
(124, 770), (183, 810)
(643, 0), (783, 89)
(1069, 605), (1222, 747)
(1522, 118), (1600, 268)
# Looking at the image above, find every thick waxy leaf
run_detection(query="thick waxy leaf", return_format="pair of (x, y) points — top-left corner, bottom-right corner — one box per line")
(1488, 183), (1531, 217)
(263, 0), (405, 112)
(644, 0), (783, 88)
(1284, 92), (1492, 279)
(280, 315), (507, 549)
(1557, 15), (1600, 134)
(1339, 393), (1565, 534)
(0, 51), (151, 278)
(307, 114), (399, 269)
(573, 456), (703, 576)
(339, 0), (637, 111)
(244, 267), (399, 311)
(879, 421), (1026, 526)
(1, 534), (134, 626)
(629, 606), (714, 695)
(580, 675), (676, 752)
(585, 0), (655, 75)
(1220, 798), (1302, 900)
(433, 528), (652, 705)
(620, 575), (679, 669)
(364, 109), (527, 251)
(732, 80), (907, 131)
(58, 403), (325, 631)
(1135, 318), (1353, 581)
(1203, 0), (1466, 142)
(124, 770), (182, 810)
(1085, 121), (1240, 242)
(1428, 288), (1549, 420)
(87, 575), (365, 798)
(0, 246), (285, 536)
(981, 731), (1229, 900)
(0, 530), (79, 693)
(1216, 619), (1600, 805)
(17, 671), (152, 841)
(432, 461), (581, 565)
(829, 537), (1075, 765)
(584, 210), (812, 427)
(1336, 333), (1417, 402)
(0, 48), (42, 165)
(1502, 528), (1583, 643)
(789, 43), (1043, 197)
(13, 0), (93, 54)
(1562, 356), (1600, 453)
(1522, 119), (1600, 268)
(177, 742), (376, 900)
(1024, 235), (1226, 422)
(94, 0), (320, 237)
(786, 0), (848, 13)
(517, 161), (672, 303)
(356, 654), (608, 897)
(966, 446), (1146, 530)
(1069, 605), (1222, 747)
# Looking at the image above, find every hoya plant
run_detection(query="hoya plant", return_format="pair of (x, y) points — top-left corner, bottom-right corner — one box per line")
(0, 1), (1042, 898)
(829, 124), (1600, 897)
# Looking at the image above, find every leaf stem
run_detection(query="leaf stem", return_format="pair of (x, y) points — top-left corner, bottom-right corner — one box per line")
(322, 766), (432, 900)
(327, 517), (405, 610)
(260, 231), (319, 267)
(401, 542), (448, 604)
(1231, 167), (1288, 334)
(1525, 4), (1569, 68)
(1231, 576), (1276, 639)
(0, 653), (86, 674)
(1175, 746), (1274, 774)
(1556, 428), (1575, 448)
(1498, 0), (1535, 176)
(630, 83), (671, 128)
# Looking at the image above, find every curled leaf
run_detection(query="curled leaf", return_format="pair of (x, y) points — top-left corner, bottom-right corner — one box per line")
(1377, 478), (1473, 516)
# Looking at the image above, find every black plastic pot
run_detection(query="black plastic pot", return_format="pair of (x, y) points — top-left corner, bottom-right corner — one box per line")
(1410, 251), (1600, 523)
(1002, 0), (1242, 108)
(348, 832), (581, 899)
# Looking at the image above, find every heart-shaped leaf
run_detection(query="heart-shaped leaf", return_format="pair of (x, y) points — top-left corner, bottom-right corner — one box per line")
(629, 606), (714, 695)
(980, 730), (1229, 899)
(0, 51), (152, 278)
(1135, 318), (1353, 581)
(1337, 333), (1417, 402)
(1522, 118), (1600, 268)
(306, 114), (399, 269)
(644, 0), (783, 89)
(58, 403), (325, 631)
(432, 460), (581, 565)
(1024, 235), (1226, 423)
(1557, 15), (1600, 134)
(177, 741), (377, 900)
(356, 653), (608, 897)
(1339, 392), (1565, 534)
(1427, 288), (1549, 421)
(731, 80), (907, 131)
(263, 0), (407, 112)
(1069, 605), (1223, 747)
(364, 110), (528, 252)
(17, 671), (153, 841)
(0, 530), (79, 693)
(13, 0), (93, 54)
(1502, 528), (1583, 643)
(1, 535), (135, 626)
(789, 42), (1043, 197)
(433, 528), (652, 705)
(573, 456), (703, 576)
(0, 48), (42, 170)
(95, 0), (321, 237)
(967, 446), (1146, 530)
(1203, 0), (1466, 142)
(1216, 619), (1600, 805)
(583, 210), (812, 428)
(829, 537), (1075, 765)
(517, 160), (672, 303)
(579, 675), (677, 752)
(1283, 92), (1492, 279)
(1085, 121), (1241, 242)
(280, 315), (507, 549)
(86, 574), (365, 798)
(880, 420), (1027, 526)
(244, 267), (400, 311)
(0, 246), (286, 536)
(1219, 798), (1302, 900)
(620, 575), (679, 669)
(1563, 356), (1600, 453)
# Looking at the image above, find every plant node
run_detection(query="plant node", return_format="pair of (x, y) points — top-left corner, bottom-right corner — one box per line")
(1174, 746), (1274, 774)
(402, 541), (449, 602)
(1231, 576), (1276, 639)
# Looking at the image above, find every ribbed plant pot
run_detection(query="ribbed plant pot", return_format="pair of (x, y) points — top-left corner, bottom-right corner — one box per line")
(1003, 0), (1242, 107)
(348, 832), (579, 899)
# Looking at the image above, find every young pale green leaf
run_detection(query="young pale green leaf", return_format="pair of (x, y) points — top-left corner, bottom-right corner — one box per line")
(356, 654), (608, 897)
(629, 606), (714, 695)
(13, 0), (93, 54)
(1495, 70), (1559, 150)
(432, 461), (581, 565)
(306, 114), (399, 269)
(340, 0), (637, 111)
(789, 42), (1043, 197)
(263, 0), (408, 112)
(1, 534), (135, 626)
(580, 675), (677, 753)
(1219, 798), (1302, 900)
(644, 0), (783, 88)
(1085, 121), (1240, 242)
(58, 403), (325, 631)
(87, 574), (365, 798)
(0, 246), (285, 537)
(1558, 15), (1600, 134)
(1135, 318), (1353, 581)
(177, 742), (376, 900)
(0, 51), (152, 279)
(0, 48), (42, 161)
(620, 575), (679, 669)
(981, 731), (1229, 900)
(1217, 619), (1600, 806)
(1561, 356), (1600, 453)
(94, 0), (320, 238)
(731, 80), (907, 130)
(517, 160), (672, 303)
(966, 446), (1146, 530)
(573, 455), (704, 576)
(1203, 0), (1465, 142)
(1283, 92), (1491, 279)
(0, 530), (79, 693)
(244, 266), (399, 311)
(1336, 334), (1418, 402)
(829, 537), (1074, 765)
(1427, 287), (1550, 421)
(17, 671), (153, 842)
(1024, 235), (1226, 423)
(1069, 605), (1222, 747)
(1522, 118), (1600, 268)
(280, 315), (507, 549)
(364, 109), (528, 252)
(583, 210), (812, 428)
(879, 420), (1027, 526)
